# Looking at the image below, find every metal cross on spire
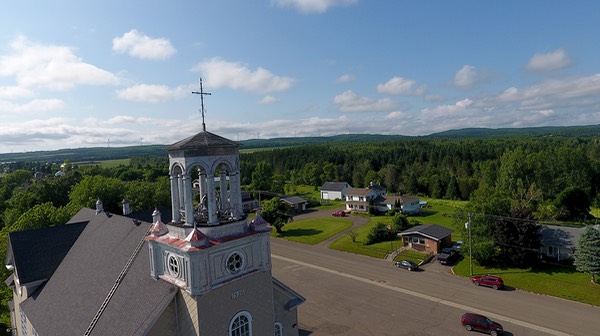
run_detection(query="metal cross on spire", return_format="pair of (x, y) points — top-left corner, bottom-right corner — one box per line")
(192, 77), (211, 131)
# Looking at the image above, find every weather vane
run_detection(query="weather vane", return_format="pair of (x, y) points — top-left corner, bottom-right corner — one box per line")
(192, 77), (211, 131)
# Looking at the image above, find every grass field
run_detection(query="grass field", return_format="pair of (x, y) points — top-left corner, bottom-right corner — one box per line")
(272, 217), (353, 245)
(453, 257), (600, 306)
(329, 216), (401, 258)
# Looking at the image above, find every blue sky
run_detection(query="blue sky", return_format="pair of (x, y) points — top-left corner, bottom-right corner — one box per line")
(1, 1), (600, 154)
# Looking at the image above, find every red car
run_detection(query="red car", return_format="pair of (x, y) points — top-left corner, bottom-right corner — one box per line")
(331, 210), (345, 217)
(471, 275), (504, 290)
(461, 313), (503, 335)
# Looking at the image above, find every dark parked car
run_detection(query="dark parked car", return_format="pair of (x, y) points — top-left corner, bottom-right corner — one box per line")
(437, 249), (459, 265)
(461, 313), (503, 335)
(394, 260), (419, 271)
(471, 275), (504, 290)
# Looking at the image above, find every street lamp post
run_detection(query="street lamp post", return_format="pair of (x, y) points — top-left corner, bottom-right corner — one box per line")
(465, 213), (473, 276)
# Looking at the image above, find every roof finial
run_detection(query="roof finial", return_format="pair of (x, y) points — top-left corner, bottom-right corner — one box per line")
(192, 77), (211, 132)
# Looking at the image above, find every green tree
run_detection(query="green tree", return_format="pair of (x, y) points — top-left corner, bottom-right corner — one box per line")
(391, 213), (411, 232)
(445, 175), (460, 200)
(365, 222), (395, 245)
(554, 186), (592, 221)
(260, 197), (294, 234)
(573, 226), (600, 283)
(10, 202), (70, 232)
(68, 175), (126, 214)
(251, 161), (273, 192)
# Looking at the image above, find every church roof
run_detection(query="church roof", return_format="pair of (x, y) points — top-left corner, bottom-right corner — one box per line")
(20, 208), (177, 336)
(167, 131), (240, 151)
(7, 223), (87, 285)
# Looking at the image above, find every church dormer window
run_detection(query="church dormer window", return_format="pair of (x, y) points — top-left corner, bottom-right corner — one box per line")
(225, 251), (244, 274)
(167, 254), (180, 278)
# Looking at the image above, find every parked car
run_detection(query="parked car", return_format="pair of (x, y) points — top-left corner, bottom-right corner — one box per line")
(437, 249), (459, 265)
(394, 260), (419, 271)
(331, 210), (345, 217)
(461, 313), (503, 335)
(451, 240), (463, 251)
(471, 275), (504, 290)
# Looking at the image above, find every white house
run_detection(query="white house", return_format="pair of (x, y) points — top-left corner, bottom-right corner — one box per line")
(320, 182), (351, 201)
(345, 183), (386, 213)
(380, 195), (421, 215)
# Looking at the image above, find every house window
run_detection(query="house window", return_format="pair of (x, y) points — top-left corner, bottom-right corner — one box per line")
(274, 322), (283, 336)
(229, 311), (252, 336)
(226, 252), (245, 274)
(167, 254), (180, 278)
(548, 246), (554, 255)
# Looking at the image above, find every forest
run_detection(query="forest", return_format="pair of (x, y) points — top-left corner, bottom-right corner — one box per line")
(0, 128), (600, 327)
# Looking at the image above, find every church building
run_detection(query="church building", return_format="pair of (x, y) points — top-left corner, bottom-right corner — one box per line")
(4, 84), (304, 335)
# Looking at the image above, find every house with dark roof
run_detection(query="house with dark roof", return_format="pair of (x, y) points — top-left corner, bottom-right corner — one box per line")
(379, 195), (421, 215)
(320, 182), (351, 201)
(5, 128), (304, 336)
(280, 196), (307, 213)
(538, 224), (600, 261)
(398, 224), (454, 254)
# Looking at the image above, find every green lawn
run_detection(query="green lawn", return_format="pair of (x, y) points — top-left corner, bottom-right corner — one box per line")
(272, 217), (353, 245)
(394, 250), (430, 264)
(453, 257), (600, 306)
(329, 217), (402, 258)
(417, 197), (468, 241)
(77, 158), (131, 168)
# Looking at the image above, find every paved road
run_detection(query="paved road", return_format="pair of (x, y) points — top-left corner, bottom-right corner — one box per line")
(270, 237), (600, 336)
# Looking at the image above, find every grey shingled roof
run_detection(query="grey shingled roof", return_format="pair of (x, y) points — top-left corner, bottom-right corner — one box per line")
(168, 130), (240, 150)
(8, 222), (87, 285)
(321, 182), (350, 191)
(20, 208), (177, 336)
(281, 196), (307, 205)
(399, 224), (453, 241)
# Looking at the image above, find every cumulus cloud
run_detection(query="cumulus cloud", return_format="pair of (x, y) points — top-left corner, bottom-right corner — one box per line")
(116, 84), (191, 103)
(271, 0), (357, 13)
(454, 65), (478, 88)
(385, 111), (408, 120)
(0, 36), (119, 90)
(193, 57), (295, 94)
(526, 49), (571, 72)
(335, 74), (355, 83)
(0, 86), (34, 99)
(377, 76), (426, 96)
(333, 90), (397, 113)
(259, 95), (278, 105)
(421, 98), (474, 119)
(0, 98), (64, 114)
(112, 29), (176, 60)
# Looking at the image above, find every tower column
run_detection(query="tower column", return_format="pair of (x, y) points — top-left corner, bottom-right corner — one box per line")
(230, 171), (243, 217)
(219, 169), (228, 210)
(206, 174), (218, 225)
(170, 174), (181, 223)
(183, 173), (194, 226)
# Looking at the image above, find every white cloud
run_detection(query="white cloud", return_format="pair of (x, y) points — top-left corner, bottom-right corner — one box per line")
(454, 65), (477, 88)
(0, 86), (34, 99)
(526, 49), (571, 72)
(271, 0), (357, 13)
(494, 73), (600, 104)
(194, 57), (295, 94)
(112, 29), (176, 60)
(421, 98), (474, 119)
(116, 84), (190, 103)
(259, 96), (278, 105)
(385, 111), (408, 120)
(0, 98), (64, 113)
(0, 36), (120, 91)
(333, 90), (397, 113)
(377, 76), (426, 96)
(335, 74), (355, 83)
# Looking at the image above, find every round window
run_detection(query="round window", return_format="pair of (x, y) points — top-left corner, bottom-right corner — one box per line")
(168, 255), (180, 278)
(225, 252), (244, 274)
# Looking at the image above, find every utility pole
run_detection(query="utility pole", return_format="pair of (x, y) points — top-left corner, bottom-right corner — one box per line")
(466, 213), (473, 276)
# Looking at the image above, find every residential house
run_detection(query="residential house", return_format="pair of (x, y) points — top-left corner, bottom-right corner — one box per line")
(345, 183), (387, 213)
(539, 224), (600, 261)
(5, 128), (304, 336)
(379, 195), (421, 215)
(320, 182), (351, 201)
(398, 224), (454, 254)
(281, 196), (307, 213)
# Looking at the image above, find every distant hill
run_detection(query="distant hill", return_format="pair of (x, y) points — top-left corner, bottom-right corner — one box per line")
(1, 125), (598, 163)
